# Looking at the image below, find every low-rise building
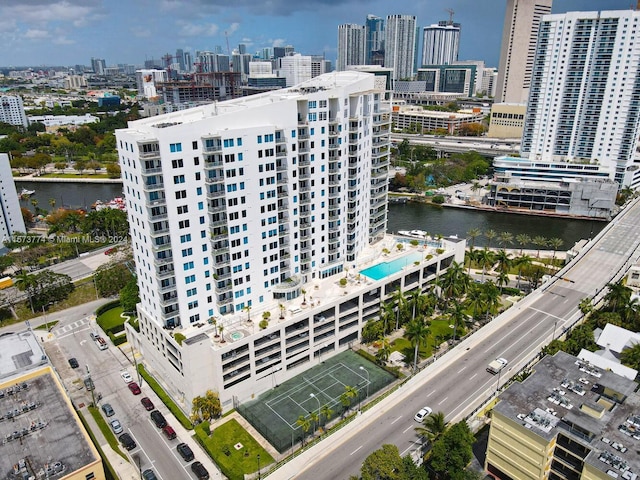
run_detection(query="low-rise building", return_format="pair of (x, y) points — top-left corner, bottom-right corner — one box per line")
(0, 330), (105, 480)
(392, 105), (484, 135)
(487, 103), (526, 139)
(486, 351), (640, 480)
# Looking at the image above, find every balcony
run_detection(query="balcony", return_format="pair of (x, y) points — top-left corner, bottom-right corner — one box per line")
(203, 141), (222, 153)
(204, 156), (223, 167)
(298, 156), (310, 167)
(217, 281), (233, 293)
(158, 281), (176, 293)
(152, 241), (171, 253)
(141, 166), (163, 176)
(157, 265), (175, 279)
(206, 189), (225, 199)
(159, 293), (179, 308)
(143, 182), (165, 192)
(149, 223), (170, 237)
(205, 175), (224, 185)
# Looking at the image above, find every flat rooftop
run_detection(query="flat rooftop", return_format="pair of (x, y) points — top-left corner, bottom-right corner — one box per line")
(0, 365), (99, 478)
(0, 329), (47, 380)
(494, 351), (640, 476)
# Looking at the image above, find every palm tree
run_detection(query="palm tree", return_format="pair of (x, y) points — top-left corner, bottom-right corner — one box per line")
(380, 303), (395, 336)
(414, 411), (447, 444)
(578, 297), (594, 315)
(340, 386), (358, 415)
(515, 234), (531, 255)
(498, 231), (513, 249)
(514, 254), (533, 290)
(48, 198), (56, 210)
(548, 237), (564, 268)
(376, 337), (391, 364)
(209, 316), (219, 337)
(218, 324), (225, 342)
(243, 305), (252, 322)
(532, 235), (548, 258)
(448, 302), (466, 344)
(405, 319), (430, 371)
(309, 410), (319, 435)
(604, 281), (632, 313)
(279, 303), (286, 319)
(391, 287), (406, 330)
(408, 289), (428, 320)
(320, 404), (333, 428)
(482, 281), (501, 322)
(465, 285), (486, 321)
(494, 249), (512, 275)
(466, 228), (481, 251)
(465, 247), (478, 275)
(476, 249), (495, 282)
(496, 270), (510, 293)
(439, 261), (470, 304)
(484, 229), (497, 250)
(14, 270), (37, 313)
(296, 415), (311, 446)
(621, 343), (640, 371)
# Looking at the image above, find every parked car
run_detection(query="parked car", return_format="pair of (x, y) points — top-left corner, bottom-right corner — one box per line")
(414, 406), (433, 423)
(90, 332), (98, 340)
(110, 419), (123, 434)
(191, 461), (210, 480)
(162, 425), (176, 440)
(84, 377), (95, 391)
(142, 470), (158, 480)
(101, 403), (115, 417)
(68, 357), (79, 369)
(128, 382), (141, 395)
(120, 371), (133, 383)
(140, 397), (155, 411)
(119, 432), (136, 450)
(177, 442), (194, 462)
(150, 410), (167, 428)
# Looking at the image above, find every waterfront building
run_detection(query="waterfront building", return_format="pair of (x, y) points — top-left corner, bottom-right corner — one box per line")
(365, 14), (385, 65)
(337, 24), (367, 71)
(495, 0), (552, 104)
(485, 351), (640, 480)
(384, 14), (418, 84)
(0, 153), (26, 242)
(0, 95), (28, 129)
(115, 72), (466, 409)
(421, 21), (461, 67)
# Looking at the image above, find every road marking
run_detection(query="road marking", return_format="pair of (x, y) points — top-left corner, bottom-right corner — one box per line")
(400, 442), (420, 456)
(426, 391), (435, 397)
(469, 373), (477, 381)
(350, 446), (363, 455)
(391, 416), (402, 425)
(438, 396), (448, 405)
(457, 366), (466, 374)
(403, 424), (414, 433)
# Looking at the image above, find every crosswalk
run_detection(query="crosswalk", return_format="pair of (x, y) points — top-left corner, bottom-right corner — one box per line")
(48, 317), (93, 340)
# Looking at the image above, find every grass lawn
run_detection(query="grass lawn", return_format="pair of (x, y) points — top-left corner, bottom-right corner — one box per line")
(390, 317), (466, 361)
(196, 419), (274, 480)
(87, 405), (128, 461)
(97, 306), (125, 331)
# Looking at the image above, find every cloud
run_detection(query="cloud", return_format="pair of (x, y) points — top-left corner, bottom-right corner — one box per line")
(0, 0), (104, 26)
(24, 29), (49, 39)
(270, 38), (287, 47)
(177, 20), (220, 37)
(193, 0), (367, 16)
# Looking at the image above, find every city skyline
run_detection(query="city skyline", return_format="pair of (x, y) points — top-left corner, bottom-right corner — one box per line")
(0, 0), (631, 69)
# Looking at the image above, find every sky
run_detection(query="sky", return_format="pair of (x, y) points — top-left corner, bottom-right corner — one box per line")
(0, 0), (634, 69)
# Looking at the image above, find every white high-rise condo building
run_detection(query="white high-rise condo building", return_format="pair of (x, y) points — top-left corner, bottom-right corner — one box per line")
(521, 10), (640, 188)
(116, 72), (406, 407)
(277, 54), (312, 87)
(337, 24), (367, 71)
(421, 21), (461, 66)
(365, 14), (385, 65)
(0, 95), (28, 129)
(384, 14), (417, 83)
(0, 153), (26, 242)
(496, 0), (552, 104)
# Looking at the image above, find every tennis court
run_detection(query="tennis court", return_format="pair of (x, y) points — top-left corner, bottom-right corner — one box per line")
(238, 350), (396, 453)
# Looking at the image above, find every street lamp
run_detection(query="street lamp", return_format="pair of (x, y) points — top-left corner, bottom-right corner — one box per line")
(310, 393), (320, 432)
(359, 366), (370, 400)
(257, 454), (261, 480)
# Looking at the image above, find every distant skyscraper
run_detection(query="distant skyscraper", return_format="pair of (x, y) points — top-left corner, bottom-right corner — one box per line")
(90, 57), (106, 75)
(521, 10), (640, 188)
(495, 0), (552, 104)
(273, 47), (286, 59)
(0, 95), (28, 128)
(0, 153), (26, 240)
(277, 54), (312, 86)
(175, 49), (185, 72)
(199, 52), (230, 72)
(384, 14), (417, 83)
(184, 52), (193, 73)
(365, 14), (385, 64)
(238, 43), (247, 55)
(337, 24), (366, 71)
(421, 21), (461, 66)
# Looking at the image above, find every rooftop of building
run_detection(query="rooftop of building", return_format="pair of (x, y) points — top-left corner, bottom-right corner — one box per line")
(494, 351), (640, 476)
(173, 232), (462, 348)
(0, 329), (47, 380)
(393, 107), (482, 119)
(0, 364), (100, 479)
(123, 70), (381, 134)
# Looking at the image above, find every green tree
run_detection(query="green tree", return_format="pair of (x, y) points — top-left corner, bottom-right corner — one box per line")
(603, 281), (632, 313)
(475, 248), (495, 282)
(405, 319), (430, 371)
(376, 337), (392, 365)
(296, 415), (311, 446)
(106, 163), (121, 178)
(621, 343), (640, 371)
(119, 277), (140, 313)
(427, 421), (475, 480)
(484, 229), (497, 249)
(361, 444), (405, 480)
(415, 410), (447, 444)
(14, 270), (37, 312)
(513, 254), (533, 290)
(30, 270), (74, 311)
(320, 404), (333, 428)
(190, 390), (222, 422)
(515, 233), (531, 255)
(362, 319), (385, 343)
(497, 231), (513, 249)
(481, 281), (501, 322)
(494, 249), (512, 275)
(94, 262), (134, 297)
(532, 235), (548, 258)
(548, 237), (564, 266)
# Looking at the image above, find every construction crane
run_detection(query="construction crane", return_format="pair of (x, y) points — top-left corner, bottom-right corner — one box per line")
(224, 31), (231, 57)
(445, 8), (455, 24)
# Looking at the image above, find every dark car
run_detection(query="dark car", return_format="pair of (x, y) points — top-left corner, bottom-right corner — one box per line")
(128, 382), (141, 395)
(162, 425), (176, 440)
(140, 397), (155, 411)
(101, 403), (115, 417)
(177, 442), (194, 462)
(119, 432), (136, 451)
(84, 377), (95, 391)
(142, 469), (158, 480)
(150, 410), (167, 428)
(191, 461), (210, 480)
(68, 357), (79, 369)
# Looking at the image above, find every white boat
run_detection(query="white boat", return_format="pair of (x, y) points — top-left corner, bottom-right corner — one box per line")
(20, 188), (35, 196)
(398, 230), (429, 239)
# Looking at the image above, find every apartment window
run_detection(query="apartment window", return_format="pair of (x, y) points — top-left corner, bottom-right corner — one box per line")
(187, 288), (197, 297)
(185, 275), (196, 284)
(176, 190), (187, 199)
(180, 234), (191, 243)
(238, 153), (243, 161)
(179, 220), (190, 228)
(192, 141), (198, 149)
(196, 187), (202, 195)
(257, 135), (263, 144)
(173, 175), (185, 184)
(177, 205), (188, 214)
(194, 156), (200, 166)
(198, 201), (204, 210)
(171, 159), (183, 168)
(183, 261), (194, 271)
(170, 143), (182, 152)
(195, 172), (201, 181)
(188, 301), (198, 309)
(223, 139), (235, 148)
(181, 248), (193, 257)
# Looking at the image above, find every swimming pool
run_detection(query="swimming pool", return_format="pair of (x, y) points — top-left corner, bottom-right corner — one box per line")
(360, 252), (423, 281)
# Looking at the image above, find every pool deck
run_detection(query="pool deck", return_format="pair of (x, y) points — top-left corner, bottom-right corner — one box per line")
(176, 233), (456, 344)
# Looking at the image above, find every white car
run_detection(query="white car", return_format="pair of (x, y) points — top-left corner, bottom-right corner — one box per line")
(110, 419), (123, 434)
(120, 371), (133, 383)
(414, 406), (433, 423)
(497, 358), (508, 367)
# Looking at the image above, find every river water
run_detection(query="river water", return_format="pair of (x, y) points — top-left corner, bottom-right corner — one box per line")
(14, 181), (604, 249)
